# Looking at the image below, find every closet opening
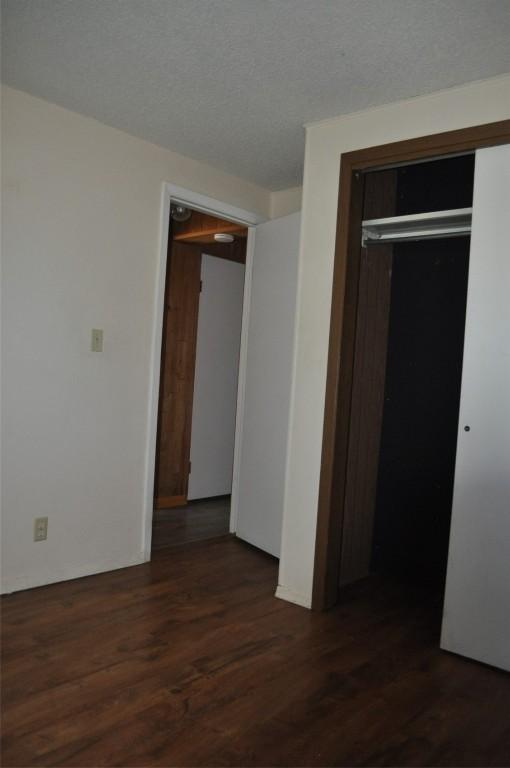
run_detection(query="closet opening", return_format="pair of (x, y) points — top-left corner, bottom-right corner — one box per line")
(336, 153), (475, 615)
(152, 206), (248, 551)
(313, 122), (510, 614)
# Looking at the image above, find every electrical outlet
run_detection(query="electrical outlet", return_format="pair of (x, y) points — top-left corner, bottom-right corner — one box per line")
(34, 516), (48, 542)
(91, 328), (103, 352)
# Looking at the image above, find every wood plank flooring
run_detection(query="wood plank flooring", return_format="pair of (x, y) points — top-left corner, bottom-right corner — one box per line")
(151, 496), (230, 549)
(2, 536), (509, 767)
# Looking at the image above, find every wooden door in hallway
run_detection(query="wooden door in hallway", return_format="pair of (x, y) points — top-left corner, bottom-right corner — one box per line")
(155, 241), (202, 508)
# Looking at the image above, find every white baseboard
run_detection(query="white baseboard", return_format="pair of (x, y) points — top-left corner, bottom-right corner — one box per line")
(275, 584), (312, 609)
(1, 553), (146, 595)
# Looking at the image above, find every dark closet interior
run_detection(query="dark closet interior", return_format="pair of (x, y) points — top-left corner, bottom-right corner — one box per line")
(372, 236), (470, 584)
(339, 154), (475, 591)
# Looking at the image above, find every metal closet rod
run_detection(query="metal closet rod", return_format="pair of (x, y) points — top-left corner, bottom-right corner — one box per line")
(361, 207), (472, 247)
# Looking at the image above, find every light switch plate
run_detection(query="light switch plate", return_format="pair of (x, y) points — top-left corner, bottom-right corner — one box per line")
(91, 328), (103, 352)
(34, 516), (48, 542)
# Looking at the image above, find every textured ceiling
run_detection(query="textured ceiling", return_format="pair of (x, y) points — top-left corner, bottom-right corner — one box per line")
(2, 1), (510, 190)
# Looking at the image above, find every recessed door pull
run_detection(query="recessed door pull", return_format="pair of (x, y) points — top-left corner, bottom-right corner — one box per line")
(464, 425), (471, 432)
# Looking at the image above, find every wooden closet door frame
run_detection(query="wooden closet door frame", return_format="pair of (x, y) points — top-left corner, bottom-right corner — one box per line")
(313, 120), (510, 611)
(142, 184), (264, 560)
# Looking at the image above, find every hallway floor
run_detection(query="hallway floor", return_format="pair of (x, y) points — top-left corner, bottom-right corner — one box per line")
(151, 495), (230, 550)
(2, 537), (510, 767)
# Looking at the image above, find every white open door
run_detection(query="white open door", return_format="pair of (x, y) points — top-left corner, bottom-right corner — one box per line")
(234, 212), (301, 557)
(441, 144), (510, 672)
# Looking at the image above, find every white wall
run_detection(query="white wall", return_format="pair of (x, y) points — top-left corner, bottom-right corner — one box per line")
(0, 86), (270, 593)
(188, 254), (245, 500)
(440, 145), (510, 672)
(278, 74), (510, 608)
(236, 212), (301, 558)
(270, 186), (302, 219)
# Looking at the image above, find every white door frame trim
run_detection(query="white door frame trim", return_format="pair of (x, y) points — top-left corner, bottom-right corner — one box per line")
(142, 183), (265, 559)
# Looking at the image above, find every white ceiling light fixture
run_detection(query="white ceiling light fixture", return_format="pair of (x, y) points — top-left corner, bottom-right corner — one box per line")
(214, 233), (234, 243)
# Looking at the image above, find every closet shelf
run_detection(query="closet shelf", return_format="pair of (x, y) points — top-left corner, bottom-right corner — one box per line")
(361, 207), (472, 246)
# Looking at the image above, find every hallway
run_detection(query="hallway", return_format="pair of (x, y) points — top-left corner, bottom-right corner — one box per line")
(152, 496), (231, 550)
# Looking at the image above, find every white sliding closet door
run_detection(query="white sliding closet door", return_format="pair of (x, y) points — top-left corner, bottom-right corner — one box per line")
(441, 144), (510, 671)
(235, 212), (300, 557)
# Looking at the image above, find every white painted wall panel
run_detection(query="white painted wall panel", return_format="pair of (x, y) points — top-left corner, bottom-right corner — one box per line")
(0, 86), (269, 594)
(236, 213), (301, 557)
(188, 254), (245, 500)
(441, 144), (510, 671)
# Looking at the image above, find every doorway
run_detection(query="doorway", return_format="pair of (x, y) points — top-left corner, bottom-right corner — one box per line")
(338, 154), (474, 601)
(143, 185), (300, 567)
(313, 121), (510, 612)
(152, 203), (249, 550)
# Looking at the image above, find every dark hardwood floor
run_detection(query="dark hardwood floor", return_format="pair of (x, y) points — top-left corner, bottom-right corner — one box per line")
(151, 496), (230, 549)
(2, 536), (509, 767)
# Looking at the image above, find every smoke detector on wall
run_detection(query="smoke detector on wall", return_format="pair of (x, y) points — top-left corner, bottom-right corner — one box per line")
(214, 233), (234, 243)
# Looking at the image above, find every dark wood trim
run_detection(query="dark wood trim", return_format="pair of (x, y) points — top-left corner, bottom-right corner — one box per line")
(154, 242), (202, 504)
(312, 162), (364, 610)
(312, 120), (510, 611)
(172, 210), (247, 242)
(339, 245), (393, 586)
(154, 494), (187, 510)
(341, 119), (510, 170)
